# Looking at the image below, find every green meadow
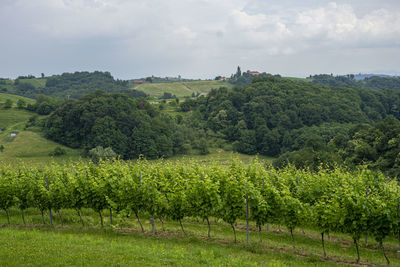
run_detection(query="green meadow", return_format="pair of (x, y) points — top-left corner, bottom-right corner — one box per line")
(18, 78), (47, 88)
(132, 80), (232, 97)
(0, 96), (82, 166)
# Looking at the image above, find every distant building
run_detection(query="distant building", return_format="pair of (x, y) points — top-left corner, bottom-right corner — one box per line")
(132, 80), (145, 84)
(247, 71), (260, 76)
(216, 76), (227, 81)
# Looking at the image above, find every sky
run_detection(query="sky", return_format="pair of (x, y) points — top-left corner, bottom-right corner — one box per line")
(1, 0), (400, 79)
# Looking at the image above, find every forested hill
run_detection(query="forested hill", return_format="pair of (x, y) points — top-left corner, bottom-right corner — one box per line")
(3, 71), (147, 99)
(39, 74), (400, 177)
(310, 74), (400, 90)
(44, 90), (188, 159)
(187, 75), (400, 176)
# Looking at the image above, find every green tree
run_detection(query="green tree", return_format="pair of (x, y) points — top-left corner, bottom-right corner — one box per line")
(17, 99), (26, 109)
(235, 66), (241, 78)
(4, 99), (12, 109)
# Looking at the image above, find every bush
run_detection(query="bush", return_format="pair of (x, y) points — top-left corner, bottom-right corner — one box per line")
(49, 147), (66, 156)
(25, 116), (38, 128)
(4, 99), (12, 109)
(17, 99), (26, 109)
(88, 146), (117, 163)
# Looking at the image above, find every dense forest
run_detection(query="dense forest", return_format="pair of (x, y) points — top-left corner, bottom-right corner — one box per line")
(43, 91), (207, 159)
(228, 66), (400, 90)
(311, 74), (400, 90)
(45, 91), (172, 159)
(1, 71), (147, 99)
(184, 75), (400, 177)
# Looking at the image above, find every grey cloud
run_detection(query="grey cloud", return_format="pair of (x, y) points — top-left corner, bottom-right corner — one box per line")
(0, 0), (399, 79)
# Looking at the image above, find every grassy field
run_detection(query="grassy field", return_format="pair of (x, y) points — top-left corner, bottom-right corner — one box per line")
(132, 80), (231, 98)
(0, 130), (82, 166)
(18, 78), (47, 88)
(0, 208), (398, 266)
(0, 104), (82, 166)
(0, 109), (33, 131)
(0, 80), (15, 92)
(0, 93), (35, 107)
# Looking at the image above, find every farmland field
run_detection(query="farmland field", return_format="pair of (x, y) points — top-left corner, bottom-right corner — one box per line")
(17, 78), (47, 88)
(132, 80), (232, 97)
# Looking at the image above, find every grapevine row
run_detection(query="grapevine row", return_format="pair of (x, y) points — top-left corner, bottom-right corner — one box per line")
(0, 159), (399, 264)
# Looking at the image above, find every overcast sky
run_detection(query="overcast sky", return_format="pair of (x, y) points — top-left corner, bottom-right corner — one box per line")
(1, 0), (400, 79)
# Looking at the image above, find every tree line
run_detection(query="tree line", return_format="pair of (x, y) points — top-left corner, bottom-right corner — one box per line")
(2, 71), (147, 99)
(311, 74), (400, 91)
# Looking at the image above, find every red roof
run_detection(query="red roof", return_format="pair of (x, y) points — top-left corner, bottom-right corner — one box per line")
(132, 80), (145, 84)
(247, 71), (260, 75)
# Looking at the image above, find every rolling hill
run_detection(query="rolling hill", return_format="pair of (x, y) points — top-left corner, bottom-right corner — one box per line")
(131, 80), (232, 98)
(0, 93), (81, 165)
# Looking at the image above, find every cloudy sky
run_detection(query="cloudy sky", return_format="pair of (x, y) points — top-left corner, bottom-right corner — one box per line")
(1, 0), (400, 79)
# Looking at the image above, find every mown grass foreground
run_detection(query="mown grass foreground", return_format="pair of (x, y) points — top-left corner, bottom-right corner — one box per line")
(0, 226), (316, 267)
(0, 207), (399, 266)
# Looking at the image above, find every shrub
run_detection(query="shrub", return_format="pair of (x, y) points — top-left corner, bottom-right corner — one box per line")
(49, 147), (66, 156)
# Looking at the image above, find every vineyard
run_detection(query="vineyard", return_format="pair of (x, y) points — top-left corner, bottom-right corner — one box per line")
(1, 159), (400, 265)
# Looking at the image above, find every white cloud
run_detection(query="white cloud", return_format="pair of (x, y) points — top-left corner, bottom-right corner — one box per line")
(173, 26), (197, 42)
(294, 2), (400, 47)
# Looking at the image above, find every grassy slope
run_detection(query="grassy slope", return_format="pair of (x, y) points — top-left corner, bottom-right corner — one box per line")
(0, 130), (82, 166)
(0, 207), (398, 266)
(0, 80), (15, 92)
(0, 103), (81, 166)
(18, 78), (47, 88)
(0, 109), (33, 130)
(133, 80), (231, 98)
(0, 93), (35, 107)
